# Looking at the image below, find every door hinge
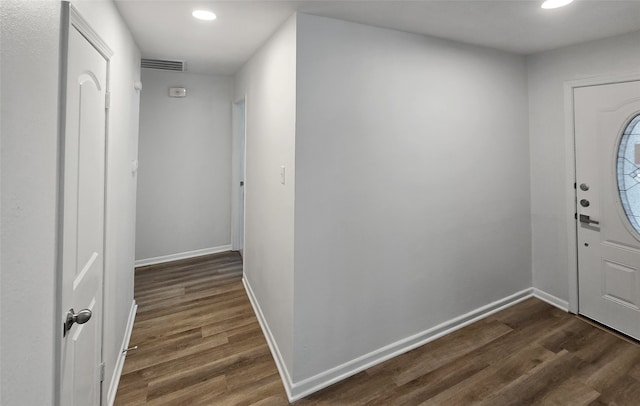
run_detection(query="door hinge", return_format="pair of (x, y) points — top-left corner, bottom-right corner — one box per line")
(573, 182), (577, 189)
(99, 362), (105, 382)
(105, 92), (111, 110)
(575, 213), (577, 220)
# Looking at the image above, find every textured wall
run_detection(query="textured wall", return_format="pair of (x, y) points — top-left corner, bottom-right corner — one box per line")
(136, 69), (233, 261)
(234, 14), (297, 375)
(1, 1), (61, 404)
(294, 13), (531, 382)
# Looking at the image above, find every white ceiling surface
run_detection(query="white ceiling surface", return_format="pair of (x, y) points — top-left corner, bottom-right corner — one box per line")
(114, 0), (640, 75)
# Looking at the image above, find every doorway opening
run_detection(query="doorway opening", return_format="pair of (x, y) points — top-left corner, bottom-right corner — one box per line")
(232, 98), (246, 257)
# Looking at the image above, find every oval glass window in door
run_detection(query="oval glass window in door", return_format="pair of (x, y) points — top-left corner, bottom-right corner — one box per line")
(617, 114), (640, 235)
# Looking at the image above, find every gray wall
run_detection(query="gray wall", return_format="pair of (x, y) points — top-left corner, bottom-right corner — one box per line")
(234, 15), (297, 374)
(136, 70), (233, 262)
(0, 1), (140, 404)
(1, 1), (61, 403)
(527, 30), (640, 303)
(293, 14), (531, 381)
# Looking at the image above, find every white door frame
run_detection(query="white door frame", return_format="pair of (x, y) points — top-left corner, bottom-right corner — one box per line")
(563, 71), (640, 314)
(55, 3), (113, 405)
(231, 96), (247, 253)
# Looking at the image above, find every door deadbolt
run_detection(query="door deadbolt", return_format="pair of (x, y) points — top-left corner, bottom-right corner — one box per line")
(580, 199), (590, 207)
(580, 183), (589, 191)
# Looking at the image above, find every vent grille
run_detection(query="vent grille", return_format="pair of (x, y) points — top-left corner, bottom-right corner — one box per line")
(141, 58), (185, 72)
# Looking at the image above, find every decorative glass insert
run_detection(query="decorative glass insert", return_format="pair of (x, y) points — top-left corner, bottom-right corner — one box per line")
(617, 114), (640, 235)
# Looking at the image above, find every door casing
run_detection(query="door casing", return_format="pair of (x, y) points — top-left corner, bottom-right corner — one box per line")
(564, 72), (640, 314)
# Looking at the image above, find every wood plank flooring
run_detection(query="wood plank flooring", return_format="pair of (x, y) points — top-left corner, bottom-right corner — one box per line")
(115, 252), (640, 405)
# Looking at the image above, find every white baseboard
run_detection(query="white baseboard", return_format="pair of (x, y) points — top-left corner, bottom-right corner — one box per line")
(242, 285), (534, 402)
(242, 277), (294, 401)
(286, 287), (534, 401)
(242, 285), (569, 402)
(107, 300), (138, 406)
(532, 288), (569, 312)
(134, 245), (232, 267)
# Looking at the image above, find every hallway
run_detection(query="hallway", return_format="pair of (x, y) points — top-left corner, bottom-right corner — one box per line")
(115, 252), (287, 404)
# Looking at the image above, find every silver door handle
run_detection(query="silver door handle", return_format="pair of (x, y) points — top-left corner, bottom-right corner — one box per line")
(63, 308), (92, 337)
(579, 214), (599, 225)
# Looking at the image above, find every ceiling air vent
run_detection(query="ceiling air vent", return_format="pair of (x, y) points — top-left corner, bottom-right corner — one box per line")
(141, 58), (185, 72)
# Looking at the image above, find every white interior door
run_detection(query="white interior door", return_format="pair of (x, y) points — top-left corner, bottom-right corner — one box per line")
(232, 99), (246, 255)
(60, 19), (109, 406)
(575, 80), (640, 340)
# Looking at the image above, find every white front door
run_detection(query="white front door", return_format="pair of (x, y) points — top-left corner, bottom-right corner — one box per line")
(60, 15), (109, 406)
(575, 80), (640, 340)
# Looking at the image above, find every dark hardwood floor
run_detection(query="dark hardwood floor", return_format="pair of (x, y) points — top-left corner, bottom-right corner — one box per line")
(115, 252), (640, 405)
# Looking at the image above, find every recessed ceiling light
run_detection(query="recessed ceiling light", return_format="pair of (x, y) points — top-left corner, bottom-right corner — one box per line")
(541, 0), (574, 9)
(192, 10), (217, 21)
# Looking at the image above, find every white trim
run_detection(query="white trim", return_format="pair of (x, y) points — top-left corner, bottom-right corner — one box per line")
(287, 288), (533, 401)
(242, 277), (294, 400)
(69, 5), (113, 59)
(563, 80), (579, 314)
(243, 286), (533, 402)
(563, 72), (640, 314)
(107, 300), (137, 406)
(134, 245), (232, 267)
(532, 288), (569, 312)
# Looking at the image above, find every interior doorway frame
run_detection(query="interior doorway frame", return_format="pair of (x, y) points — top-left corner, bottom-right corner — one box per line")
(563, 71), (640, 315)
(231, 96), (247, 254)
(55, 3), (113, 405)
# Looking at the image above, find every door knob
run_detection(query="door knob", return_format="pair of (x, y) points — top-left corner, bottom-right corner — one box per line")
(63, 308), (92, 337)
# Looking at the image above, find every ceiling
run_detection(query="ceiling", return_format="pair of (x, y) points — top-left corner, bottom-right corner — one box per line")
(114, 0), (640, 75)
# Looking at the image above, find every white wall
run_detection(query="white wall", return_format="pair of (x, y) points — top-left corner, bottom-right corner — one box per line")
(1, 1), (61, 404)
(527, 30), (640, 303)
(136, 70), (233, 262)
(0, 1), (140, 404)
(234, 15), (297, 375)
(293, 14), (531, 382)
